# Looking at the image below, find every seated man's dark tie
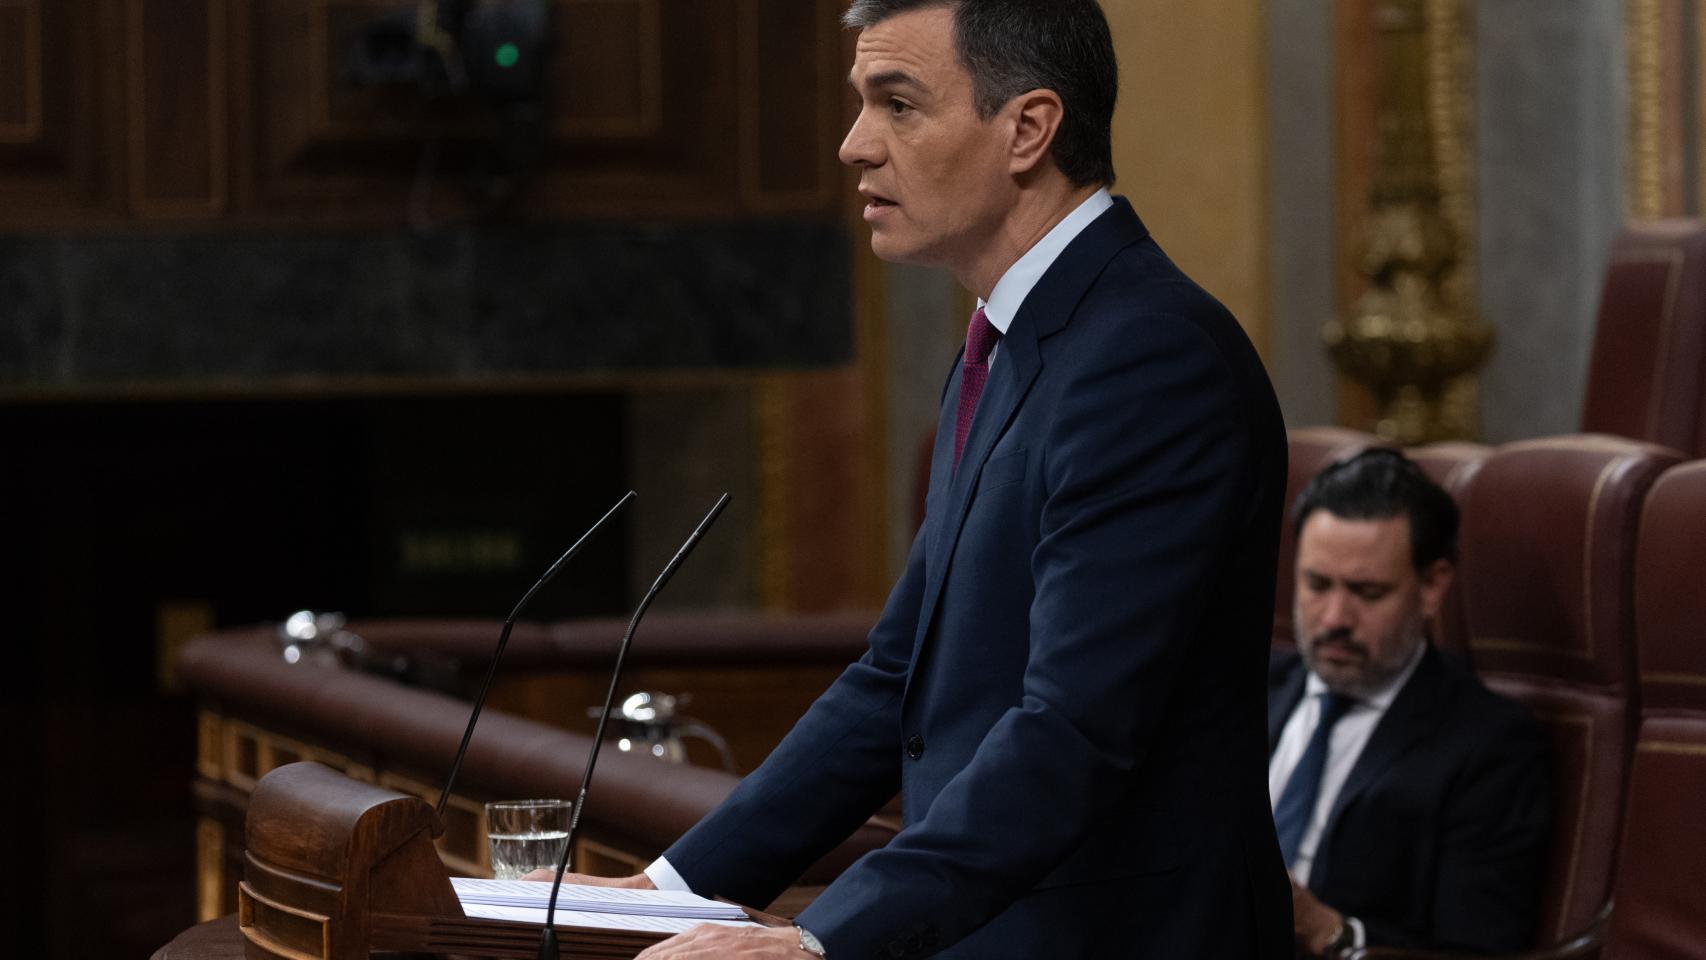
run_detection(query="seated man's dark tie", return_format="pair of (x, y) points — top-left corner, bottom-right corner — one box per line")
(1274, 691), (1355, 869)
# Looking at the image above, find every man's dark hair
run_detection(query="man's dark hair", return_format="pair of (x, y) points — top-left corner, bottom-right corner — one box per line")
(1291, 448), (1460, 571)
(843, 0), (1118, 188)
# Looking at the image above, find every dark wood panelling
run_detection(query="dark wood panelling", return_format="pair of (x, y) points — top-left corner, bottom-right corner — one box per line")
(741, 0), (841, 209)
(0, 4), (37, 135)
(0, 0), (846, 228)
(0, 0), (122, 223)
(224, 0), (839, 222)
(126, 0), (227, 218)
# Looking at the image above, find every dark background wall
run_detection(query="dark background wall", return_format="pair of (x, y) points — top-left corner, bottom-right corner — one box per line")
(0, 2), (883, 956)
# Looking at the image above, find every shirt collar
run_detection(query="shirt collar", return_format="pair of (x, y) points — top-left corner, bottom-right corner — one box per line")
(978, 188), (1115, 336)
(1305, 641), (1428, 712)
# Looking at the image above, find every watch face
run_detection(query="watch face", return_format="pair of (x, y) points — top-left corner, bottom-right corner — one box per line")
(796, 925), (828, 957)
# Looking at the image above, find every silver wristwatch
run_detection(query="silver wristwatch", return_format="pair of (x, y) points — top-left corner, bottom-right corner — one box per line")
(795, 923), (828, 957)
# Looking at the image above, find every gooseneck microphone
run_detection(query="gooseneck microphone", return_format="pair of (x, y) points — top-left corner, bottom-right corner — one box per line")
(538, 493), (732, 960)
(435, 490), (637, 820)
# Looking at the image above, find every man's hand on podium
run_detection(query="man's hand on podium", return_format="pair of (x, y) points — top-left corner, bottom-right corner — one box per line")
(516, 870), (814, 956)
(519, 869), (657, 889)
(634, 923), (816, 958)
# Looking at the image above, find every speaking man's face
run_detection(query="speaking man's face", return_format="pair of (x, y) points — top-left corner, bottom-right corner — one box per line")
(840, 7), (1017, 269)
(1293, 512), (1452, 697)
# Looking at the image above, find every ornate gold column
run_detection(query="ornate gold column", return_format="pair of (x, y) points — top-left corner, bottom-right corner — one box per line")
(1325, 0), (1490, 443)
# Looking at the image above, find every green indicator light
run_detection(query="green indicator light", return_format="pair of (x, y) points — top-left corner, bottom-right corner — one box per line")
(495, 43), (520, 68)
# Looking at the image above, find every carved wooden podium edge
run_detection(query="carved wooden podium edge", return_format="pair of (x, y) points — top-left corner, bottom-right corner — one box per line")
(237, 761), (748, 960)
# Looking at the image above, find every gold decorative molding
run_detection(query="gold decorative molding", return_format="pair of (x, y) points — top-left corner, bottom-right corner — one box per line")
(1325, 0), (1491, 444)
(1637, 740), (1706, 756)
(1627, 0), (1666, 218)
(196, 817), (226, 923)
(0, 0), (43, 143)
(1423, 0), (1476, 307)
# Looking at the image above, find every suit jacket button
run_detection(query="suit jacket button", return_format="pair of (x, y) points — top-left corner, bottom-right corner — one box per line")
(906, 735), (924, 760)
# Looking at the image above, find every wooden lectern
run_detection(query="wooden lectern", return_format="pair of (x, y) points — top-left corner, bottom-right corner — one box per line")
(238, 762), (733, 960)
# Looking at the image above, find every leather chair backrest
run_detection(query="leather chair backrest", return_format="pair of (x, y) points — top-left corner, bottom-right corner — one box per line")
(1406, 442), (1493, 662)
(1276, 430), (1482, 661)
(1458, 436), (1682, 942)
(1582, 220), (1706, 457)
(1276, 427), (1380, 651)
(1605, 461), (1706, 958)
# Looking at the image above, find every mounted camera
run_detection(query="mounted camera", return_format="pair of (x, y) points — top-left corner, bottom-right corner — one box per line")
(349, 0), (552, 107)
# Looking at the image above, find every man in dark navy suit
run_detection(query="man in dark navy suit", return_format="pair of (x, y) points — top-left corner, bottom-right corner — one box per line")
(541, 2), (1293, 956)
(1270, 450), (1550, 956)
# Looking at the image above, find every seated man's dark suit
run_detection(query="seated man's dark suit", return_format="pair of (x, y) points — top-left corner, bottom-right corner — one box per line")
(663, 199), (1294, 958)
(1268, 646), (1552, 953)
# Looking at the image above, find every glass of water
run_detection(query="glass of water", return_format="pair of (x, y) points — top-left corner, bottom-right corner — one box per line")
(485, 799), (572, 880)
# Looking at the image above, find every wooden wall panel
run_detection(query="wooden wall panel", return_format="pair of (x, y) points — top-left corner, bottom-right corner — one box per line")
(0, 0), (121, 223)
(0, 0), (846, 228)
(740, 0), (842, 210)
(0, 2), (41, 140)
(223, 0), (839, 222)
(127, 0), (227, 218)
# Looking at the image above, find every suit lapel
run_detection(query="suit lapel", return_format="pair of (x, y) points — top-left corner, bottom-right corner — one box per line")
(907, 199), (1153, 691)
(1316, 647), (1451, 867)
(909, 323), (1043, 677)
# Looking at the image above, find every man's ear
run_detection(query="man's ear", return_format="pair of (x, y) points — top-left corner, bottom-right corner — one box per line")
(1418, 558), (1455, 621)
(1008, 89), (1065, 176)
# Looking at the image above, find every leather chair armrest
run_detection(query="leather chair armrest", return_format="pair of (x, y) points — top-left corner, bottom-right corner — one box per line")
(1342, 903), (1609, 960)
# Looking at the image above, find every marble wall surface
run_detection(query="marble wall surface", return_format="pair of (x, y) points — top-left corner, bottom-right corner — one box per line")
(1474, 0), (1628, 443)
(0, 220), (853, 389)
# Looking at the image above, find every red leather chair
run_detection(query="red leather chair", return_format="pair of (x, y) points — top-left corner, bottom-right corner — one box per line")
(1582, 220), (1706, 457)
(1458, 436), (1682, 947)
(1604, 461), (1706, 958)
(1275, 429), (1484, 660)
(1406, 442), (1494, 662)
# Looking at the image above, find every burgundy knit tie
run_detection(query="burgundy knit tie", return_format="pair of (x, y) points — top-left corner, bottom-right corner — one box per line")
(954, 307), (1002, 469)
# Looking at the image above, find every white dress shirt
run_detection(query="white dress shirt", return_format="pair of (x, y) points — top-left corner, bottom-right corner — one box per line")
(645, 188), (1116, 897)
(1268, 643), (1427, 948)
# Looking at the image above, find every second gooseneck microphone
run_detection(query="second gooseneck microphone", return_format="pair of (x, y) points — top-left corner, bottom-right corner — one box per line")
(435, 490), (636, 820)
(537, 493), (732, 960)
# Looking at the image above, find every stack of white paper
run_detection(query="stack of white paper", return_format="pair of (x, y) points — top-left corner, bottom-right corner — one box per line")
(451, 878), (755, 933)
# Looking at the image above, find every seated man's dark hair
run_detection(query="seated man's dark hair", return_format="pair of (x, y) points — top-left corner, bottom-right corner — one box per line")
(842, 0), (1119, 188)
(1291, 448), (1460, 571)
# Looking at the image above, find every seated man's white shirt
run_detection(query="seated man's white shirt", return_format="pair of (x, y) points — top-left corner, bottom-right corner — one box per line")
(1268, 642), (1427, 947)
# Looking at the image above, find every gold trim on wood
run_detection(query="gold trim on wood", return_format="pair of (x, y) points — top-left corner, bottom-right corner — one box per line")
(1423, 0), (1476, 310)
(0, 0), (43, 143)
(1636, 740), (1706, 756)
(1641, 671), (1706, 687)
(196, 817), (226, 923)
(754, 376), (794, 611)
(1700, 3), (1706, 215)
(1627, 0), (1666, 218)
(198, 710), (225, 781)
(126, 0), (230, 218)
